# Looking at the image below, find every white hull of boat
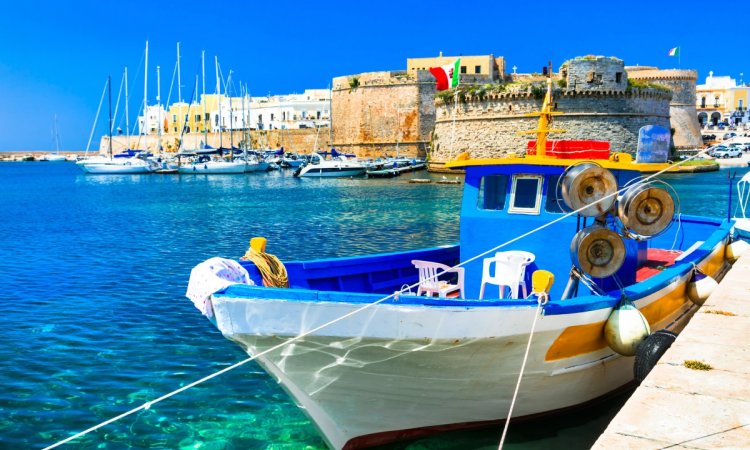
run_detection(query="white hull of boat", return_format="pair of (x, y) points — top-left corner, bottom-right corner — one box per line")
(76, 158), (153, 174)
(209, 251), (721, 449)
(177, 161), (246, 174)
(298, 168), (366, 177)
(41, 154), (67, 162)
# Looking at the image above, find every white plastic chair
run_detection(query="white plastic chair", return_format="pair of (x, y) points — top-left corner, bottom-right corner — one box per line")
(479, 252), (532, 299)
(411, 260), (465, 299)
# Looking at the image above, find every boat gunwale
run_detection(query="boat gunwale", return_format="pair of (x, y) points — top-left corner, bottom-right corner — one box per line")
(215, 217), (731, 316)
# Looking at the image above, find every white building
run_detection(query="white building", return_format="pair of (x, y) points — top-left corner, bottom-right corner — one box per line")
(138, 104), (169, 135)
(138, 89), (332, 135)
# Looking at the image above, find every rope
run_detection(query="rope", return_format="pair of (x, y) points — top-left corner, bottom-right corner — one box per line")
(44, 148), (711, 449)
(240, 248), (289, 288)
(497, 296), (545, 449)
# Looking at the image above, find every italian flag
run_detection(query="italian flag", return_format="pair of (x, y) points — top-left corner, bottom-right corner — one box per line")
(668, 47), (679, 57)
(429, 58), (461, 91)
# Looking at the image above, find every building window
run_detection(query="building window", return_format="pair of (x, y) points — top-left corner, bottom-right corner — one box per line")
(195, 114), (200, 122)
(173, 114), (177, 122)
(615, 72), (622, 83)
(475, 65), (481, 74)
(714, 96), (720, 108)
(204, 113), (210, 121)
(460, 66), (467, 74)
(739, 99), (744, 110)
(701, 97), (706, 108)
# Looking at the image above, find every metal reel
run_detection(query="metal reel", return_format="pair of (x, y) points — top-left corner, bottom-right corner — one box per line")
(560, 163), (618, 217)
(617, 183), (675, 239)
(570, 225), (626, 278)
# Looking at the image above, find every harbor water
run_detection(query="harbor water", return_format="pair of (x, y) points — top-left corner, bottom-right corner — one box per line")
(1, 162), (747, 450)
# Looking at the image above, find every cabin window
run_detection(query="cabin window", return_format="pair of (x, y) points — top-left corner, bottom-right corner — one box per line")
(509, 175), (543, 214)
(544, 175), (567, 213)
(476, 175), (508, 210)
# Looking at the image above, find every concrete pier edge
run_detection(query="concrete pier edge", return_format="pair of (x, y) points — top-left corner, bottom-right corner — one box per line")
(592, 252), (750, 449)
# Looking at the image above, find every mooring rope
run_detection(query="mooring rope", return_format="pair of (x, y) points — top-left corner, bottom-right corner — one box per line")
(45, 149), (710, 449)
(497, 296), (545, 449)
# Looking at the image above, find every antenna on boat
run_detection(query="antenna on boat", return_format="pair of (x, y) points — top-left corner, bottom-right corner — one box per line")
(519, 60), (565, 158)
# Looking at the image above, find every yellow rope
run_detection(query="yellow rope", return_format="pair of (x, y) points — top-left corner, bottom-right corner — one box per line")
(240, 247), (289, 288)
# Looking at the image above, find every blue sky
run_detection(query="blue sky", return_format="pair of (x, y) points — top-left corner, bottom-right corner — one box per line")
(0, 0), (746, 151)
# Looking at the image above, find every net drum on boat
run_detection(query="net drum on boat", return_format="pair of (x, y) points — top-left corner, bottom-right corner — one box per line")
(617, 183), (675, 239)
(570, 225), (626, 278)
(560, 163), (618, 217)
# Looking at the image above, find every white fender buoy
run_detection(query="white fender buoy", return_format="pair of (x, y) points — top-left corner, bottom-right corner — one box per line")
(726, 239), (750, 263)
(686, 268), (718, 306)
(604, 298), (651, 356)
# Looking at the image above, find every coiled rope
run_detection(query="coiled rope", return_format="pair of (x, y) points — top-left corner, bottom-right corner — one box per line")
(240, 246), (289, 288)
(44, 149), (710, 449)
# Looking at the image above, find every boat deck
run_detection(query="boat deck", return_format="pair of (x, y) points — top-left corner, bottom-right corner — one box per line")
(635, 248), (683, 282)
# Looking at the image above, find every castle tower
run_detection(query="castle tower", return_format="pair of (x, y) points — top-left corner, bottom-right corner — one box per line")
(331, 71), (435, 158)
(627, 67), (702, 151)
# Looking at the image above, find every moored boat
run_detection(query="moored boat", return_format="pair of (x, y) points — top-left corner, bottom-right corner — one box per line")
(295, 151), (367, 178)
(187, 76), (737, 449)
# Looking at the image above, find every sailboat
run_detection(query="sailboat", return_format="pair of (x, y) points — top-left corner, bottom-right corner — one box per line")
(77, 43), (157, 174)
(41, 115), (67, 162)
(77, 75), (156, 174)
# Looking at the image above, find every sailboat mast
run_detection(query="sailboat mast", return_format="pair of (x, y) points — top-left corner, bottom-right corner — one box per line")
(144, 40), (148, 142)
(108, 76), (113, 159)
(202, 51), (207, 147)
(157, 65), (162, 153)
(228, 70), (234, 151)
(215, 56), (222, 149)
(328, 84), (333, 150)
(124, 66), (130, 140)
(177, 42), (182, 104)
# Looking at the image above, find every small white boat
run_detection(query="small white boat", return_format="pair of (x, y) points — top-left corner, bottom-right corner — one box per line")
(41, 154), (67, 162)
(295, 152), (367, 178)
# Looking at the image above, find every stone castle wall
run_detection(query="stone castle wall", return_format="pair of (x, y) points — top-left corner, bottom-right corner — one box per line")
(331, 71), (435, 158)
(431, 89), (672, 161)
(627, 68), (702, 150)
(99, 128), (330, 155)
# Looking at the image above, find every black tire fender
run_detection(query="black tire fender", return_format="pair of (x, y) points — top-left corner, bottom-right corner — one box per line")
(633, 329), (677, 385)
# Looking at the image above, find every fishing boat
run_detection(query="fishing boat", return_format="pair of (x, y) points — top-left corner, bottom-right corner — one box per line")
(733, 171), (750, 239)
(187, 76), (738, 449)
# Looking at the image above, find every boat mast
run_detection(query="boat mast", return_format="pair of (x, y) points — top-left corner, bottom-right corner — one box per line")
(215, 56), (223, 150)
(144, 41), (148, 147)
(54, 113), (61, 153)
(328, 84), (333, 150)
(177, 42), (182, 104)
(202, 51), (207, 148)
(157, 65), (162, 153)
(521, 61), (564, 158)
(124, 66), (130, 143)
(108, 75), (113, 159)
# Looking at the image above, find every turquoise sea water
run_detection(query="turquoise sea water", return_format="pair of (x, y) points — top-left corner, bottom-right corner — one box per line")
(0, 162), (747, 450)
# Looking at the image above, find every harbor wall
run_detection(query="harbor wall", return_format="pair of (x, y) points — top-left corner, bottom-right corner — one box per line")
(431, 89), (672, 162)
(99, 128), (330, 155)
(331, 70), (435, 158)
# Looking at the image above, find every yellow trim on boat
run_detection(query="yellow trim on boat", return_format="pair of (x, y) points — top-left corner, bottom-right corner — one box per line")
(544, 243), (727, 362)
(445, 155), (672, 173)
